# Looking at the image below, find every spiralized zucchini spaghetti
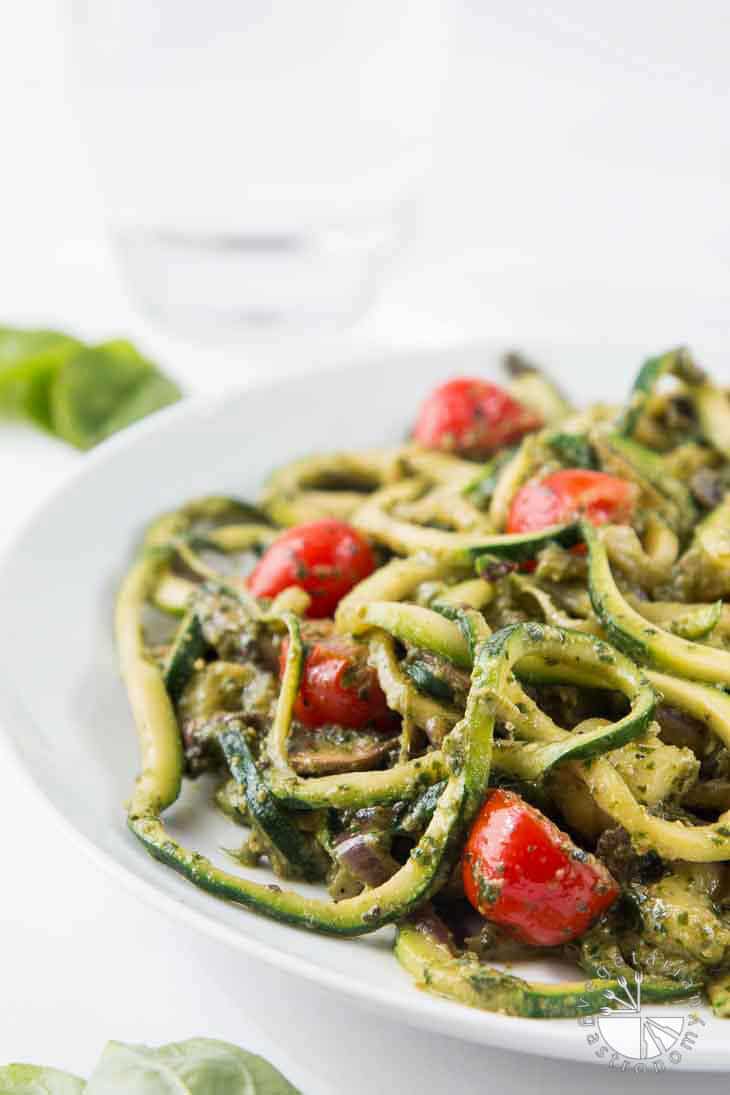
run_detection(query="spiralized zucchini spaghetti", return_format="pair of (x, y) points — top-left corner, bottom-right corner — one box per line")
(117, 349), (730, 1019)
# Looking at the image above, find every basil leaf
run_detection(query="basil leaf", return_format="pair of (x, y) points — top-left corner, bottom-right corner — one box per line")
(0, 328), (80, 366)
(94, 372), (181, 440)
(49, 340), (181, 450)
(0, 1064), (86, 1093)
(85, 1038), (301, 1094)
(0, 327), (82, 429)
(0, 327), (181, 447)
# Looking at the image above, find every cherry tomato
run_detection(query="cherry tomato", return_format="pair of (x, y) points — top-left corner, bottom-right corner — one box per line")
(462, 789), (619, 946)
(412, 377), (541, 458)
(280, 622), (398, 732)
(248, 519), (375, 618)
(507, 469), (637, 535)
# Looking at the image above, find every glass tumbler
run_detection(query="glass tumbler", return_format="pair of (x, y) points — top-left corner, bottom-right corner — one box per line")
(67, 0), (446, 330)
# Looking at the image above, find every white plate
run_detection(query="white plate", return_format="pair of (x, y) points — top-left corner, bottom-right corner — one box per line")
(1, 341), (728, 1072)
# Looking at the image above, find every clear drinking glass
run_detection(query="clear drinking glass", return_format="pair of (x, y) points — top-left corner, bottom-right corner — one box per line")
(67, 0), (446, 331)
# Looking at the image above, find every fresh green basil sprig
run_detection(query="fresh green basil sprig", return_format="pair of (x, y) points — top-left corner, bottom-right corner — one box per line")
(0, 326), (181, 450)
(0, 1038), (301, 1094)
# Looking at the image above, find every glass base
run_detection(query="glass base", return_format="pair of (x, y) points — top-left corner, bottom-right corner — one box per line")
(112, 221), (401, 333)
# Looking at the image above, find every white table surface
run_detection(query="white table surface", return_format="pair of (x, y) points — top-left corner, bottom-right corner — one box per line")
(2, 1), (730, 1090)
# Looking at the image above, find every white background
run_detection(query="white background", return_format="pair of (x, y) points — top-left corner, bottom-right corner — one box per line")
(1, 1), (730, 1091)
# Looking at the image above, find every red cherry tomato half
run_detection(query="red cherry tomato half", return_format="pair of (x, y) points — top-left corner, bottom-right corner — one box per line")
(507, 469), (637, 535)
(248, 519), (375, 618)
(412, 377), (541, 459)
(280, 622), (398, 732)
(462, 789), (619, 946)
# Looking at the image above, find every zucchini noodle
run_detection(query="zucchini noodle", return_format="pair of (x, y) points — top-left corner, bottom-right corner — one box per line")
(117, 350), (730, 1019)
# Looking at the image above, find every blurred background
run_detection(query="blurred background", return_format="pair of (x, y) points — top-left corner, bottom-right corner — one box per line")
(2, 0), (729, 387)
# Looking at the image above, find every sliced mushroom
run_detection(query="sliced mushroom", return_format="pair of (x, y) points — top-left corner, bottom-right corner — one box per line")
(289, 725), (398, 776)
